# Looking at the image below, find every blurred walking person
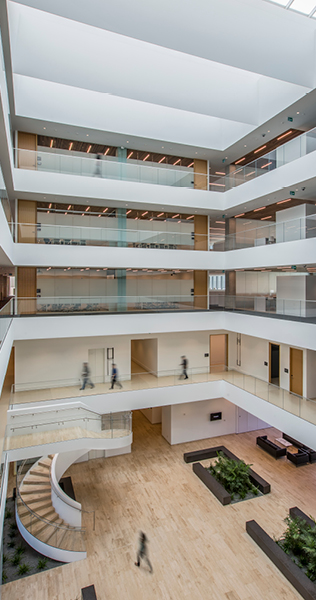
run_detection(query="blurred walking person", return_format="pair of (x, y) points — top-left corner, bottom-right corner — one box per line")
(94, 153), (102, 176)
(179, 355), (189, 379)
(110, 363), (123, 389)
(135, 531), (153, 573)
(80, 362), (95, 390)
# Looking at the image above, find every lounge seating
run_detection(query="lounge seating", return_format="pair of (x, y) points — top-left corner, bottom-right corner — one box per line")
(286, 448), (309, 466)
(256, 435), (286, 459)
(283, 433), (316, 463)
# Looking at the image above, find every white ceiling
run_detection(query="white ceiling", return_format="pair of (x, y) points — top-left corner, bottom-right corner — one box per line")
(8, 1), (314, 154)
(265, 0), (316, 17)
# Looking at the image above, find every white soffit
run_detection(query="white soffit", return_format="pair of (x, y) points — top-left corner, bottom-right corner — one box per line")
(9, 0), (316, 88)
(8, 1), (311, 149)
(265, 0), (316, 17)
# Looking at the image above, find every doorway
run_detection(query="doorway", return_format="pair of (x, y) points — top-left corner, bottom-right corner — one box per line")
(210, 334), (228, 373)
(131, 339), (158, 376)
(290, 347), (303, 396)
(269, 343), (280, 387)
(88, 348), (105, 384)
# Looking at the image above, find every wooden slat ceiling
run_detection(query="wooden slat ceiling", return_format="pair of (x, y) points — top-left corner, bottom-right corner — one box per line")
(235, 197), (316, 221)
(36, 201), (195, 222)
(37, 135), (194, 167)
(233, 129), (302, 166)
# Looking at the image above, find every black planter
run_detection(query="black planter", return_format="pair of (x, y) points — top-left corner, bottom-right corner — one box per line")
(246, 508), (316, 600)
(187, 445), (270, 505)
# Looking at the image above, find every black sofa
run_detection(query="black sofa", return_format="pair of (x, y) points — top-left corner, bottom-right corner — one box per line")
(283, 433), (316, 464)
(256, 435), (286, 459)
(286, 448), (310, 466)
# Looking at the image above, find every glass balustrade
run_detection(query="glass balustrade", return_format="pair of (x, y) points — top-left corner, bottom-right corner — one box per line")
(15, 295), (206, 315)
(209, 294), (316, 318)
(0, 299), (13, 348)
(15, 147), (196, 188)
(8, 366), (316, 428)
(209, 127), (316, 192)
(5, 408), (132, 451)
(14, 127), (316, 192)
(16, 222), (206, 250)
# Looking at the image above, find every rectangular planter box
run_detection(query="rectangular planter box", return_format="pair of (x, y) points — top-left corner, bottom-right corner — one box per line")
(246, 510), (316, 600)
(193, 462), (231, 505)
(185, 445), (270, 496)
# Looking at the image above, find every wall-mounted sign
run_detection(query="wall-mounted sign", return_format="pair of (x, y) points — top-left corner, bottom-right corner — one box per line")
(210, 412), (222, 422)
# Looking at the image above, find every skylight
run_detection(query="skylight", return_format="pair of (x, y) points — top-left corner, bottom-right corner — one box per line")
(266, 0), (316, 16)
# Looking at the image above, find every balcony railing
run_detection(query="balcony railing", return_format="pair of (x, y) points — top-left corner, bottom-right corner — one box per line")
(16, 222), (207, 251)
(210, 294), (316, 319)
(15, 295), (208, 315)
(209, 127), (316, 192)
(9, 366), (316, 428)
(5, 408), (132, 452)
(15, 147), (200, 189)
(0, 300), (13, 348)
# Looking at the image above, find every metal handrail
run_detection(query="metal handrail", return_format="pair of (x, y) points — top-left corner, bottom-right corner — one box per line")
(16, 459), (84, 534)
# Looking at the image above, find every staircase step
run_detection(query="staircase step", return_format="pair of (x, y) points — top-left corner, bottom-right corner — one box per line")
(30, 470), (50, 478)
(38, 461), (51, 470)
(42, 519), (65, 544)
(23, 480), (51, 486)
(20, 487), (51, 496)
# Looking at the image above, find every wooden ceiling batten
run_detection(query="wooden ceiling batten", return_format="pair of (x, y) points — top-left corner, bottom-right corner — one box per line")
(233, 129), (303, 167)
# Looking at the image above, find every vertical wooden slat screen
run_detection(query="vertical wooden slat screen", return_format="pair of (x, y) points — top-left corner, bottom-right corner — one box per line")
(17, 267), (37, 314)
(194, 159), (208, 190)
(18, 132), (37, 169)
(194, 270), (208, 309)
(194, 215), (208, 251)
(17, 200), (37, 243)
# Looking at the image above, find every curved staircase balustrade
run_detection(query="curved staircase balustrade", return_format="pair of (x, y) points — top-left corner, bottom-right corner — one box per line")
(16, 456), (87, 562)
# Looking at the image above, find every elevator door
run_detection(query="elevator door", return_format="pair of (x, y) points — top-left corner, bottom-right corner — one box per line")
(290, 348), (303, 396)
(88, 349), (105, 384)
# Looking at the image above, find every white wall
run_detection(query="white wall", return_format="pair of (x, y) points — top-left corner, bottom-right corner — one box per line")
(131, 338), (158, 374)
(140, 407), (162, 424)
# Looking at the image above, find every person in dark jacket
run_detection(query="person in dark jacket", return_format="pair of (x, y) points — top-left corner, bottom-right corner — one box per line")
(79, 362), (95, 390)
(110, 363), (123, 389)
(179, 355), (189, 379)
(135, 531), (153, 573)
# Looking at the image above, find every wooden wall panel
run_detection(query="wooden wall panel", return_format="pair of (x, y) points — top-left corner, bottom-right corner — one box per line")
(194, 215), (208, 251)
(18, 200), (37, 243)
(290, 348), (303, 397)
(17, 267), (37, 314)
(18, 132), (37, 169)
(194, 159), (208, 190)
(194, 270), (208, 309)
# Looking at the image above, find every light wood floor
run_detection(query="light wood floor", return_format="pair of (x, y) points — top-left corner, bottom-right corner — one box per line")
(3, 411), (316, 600)
(11, 364), (316, 427)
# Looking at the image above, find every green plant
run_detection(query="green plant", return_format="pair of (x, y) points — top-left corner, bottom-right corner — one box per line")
(5, 508), (12, 519)
(9, 522), (18, 532)
(277, 516), (316, 582)
(7, 540), (15, 549)
(15, 544), (25, 556)
(2, 553), (7, 563)
(208, 451), (259, 500)
(11, 553), (21, 566)
(37, 557), (48, 570)
(18, 563), (30, 575)
(8, 530), (16, 539)
(2, 570), (7, 583)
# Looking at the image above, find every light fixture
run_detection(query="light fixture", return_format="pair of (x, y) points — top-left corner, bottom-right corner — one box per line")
(188, 162), (194, 168)
(261, 162), (272, 169)
(103, 208), (108, 213)
(246, 171), (256, 177)
(261, 216), (272, 220)
(157, 212), (164, 217)
(159, 157), (166, 164)
(235, 157), (245, 165)
(234, 213), (245, 218)
(67, 205), (71, 210)
(277, 199), (291, 204)
(253, 206), (266, 212)
(142, 211), (148, 216)
(277, 131), (292, 141)
(216, 221), (225, 224)
(127, 152), (133, 159)
(172, 214), (180, 218)
(215, 172), (225, 176)
(87, 145), (92, 153)
(43, 127), (46, 130)
(126, 209), (132, 215)
(254, 145), (267, 154)
(173, 159), (181, 166)
(69, 142), (73, 151)
(211, 183), (225, 187)
(104, 148), (110, 156)
(85, 206), (90, 212)
(143, 154), (150, 161)
(50, 139), (54, 148)
(186, 215), (194, 220)
(48, 203), (52, 209)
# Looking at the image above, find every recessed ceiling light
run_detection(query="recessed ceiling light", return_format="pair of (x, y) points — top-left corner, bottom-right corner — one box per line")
(43, 127), (46, 130)
(297, 112), (300, 115)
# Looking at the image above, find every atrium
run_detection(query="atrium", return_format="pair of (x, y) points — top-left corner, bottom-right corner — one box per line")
(0, 1), (316, 599)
